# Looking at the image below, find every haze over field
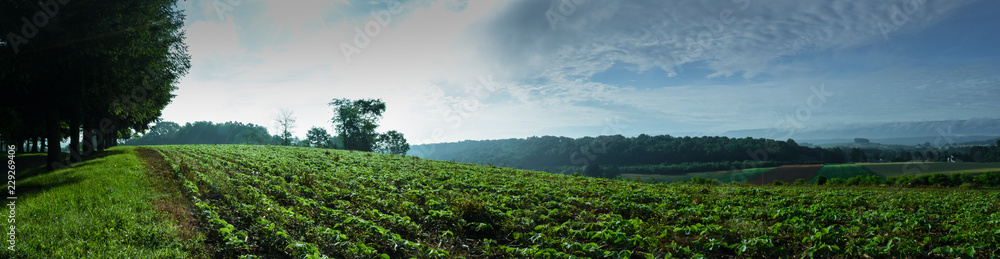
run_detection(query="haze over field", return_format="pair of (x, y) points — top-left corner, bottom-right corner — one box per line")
(166, 0), (1000, 144)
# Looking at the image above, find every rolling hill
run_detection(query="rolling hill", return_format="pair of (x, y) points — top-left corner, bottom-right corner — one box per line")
(8, 145), (1000, 258)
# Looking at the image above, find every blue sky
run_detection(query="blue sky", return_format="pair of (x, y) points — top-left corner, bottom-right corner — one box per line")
(162, 0), (1000, 144)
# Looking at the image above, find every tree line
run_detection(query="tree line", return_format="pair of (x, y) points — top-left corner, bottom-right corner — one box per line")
(1, 0), (189, 170)
(120, 99), (410, 155)
(414, 135), (1000, 178)
(0, 1), (411, 169)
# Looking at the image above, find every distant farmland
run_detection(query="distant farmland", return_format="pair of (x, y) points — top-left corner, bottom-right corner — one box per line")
(621, 167), (775, 183)
(748, 164), (823, 184)
(859, 162), (1000, 177)
(810, 164), (874, 183)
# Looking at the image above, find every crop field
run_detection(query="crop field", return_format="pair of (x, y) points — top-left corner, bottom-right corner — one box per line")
(747, 165), (823, 185)
(810, 164), (875, 183)
(621, 167), (775, 183)
(141, 145), (999, 258)
(860, 162), (1000, 177)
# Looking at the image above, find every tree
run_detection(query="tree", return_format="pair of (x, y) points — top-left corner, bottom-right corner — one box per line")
(584, 164), (603, 178)
(148, 121), (181, 138)
(604, 165), (621, 179)
(375, 130), (410, 155)
(326, 136), (342, 149)
(274, 108), (296, 146)
(329, 99), (385, 152)
(1, 0), (190, 169)
(235, 128), (270, 145)
(306, 127), (332, 148)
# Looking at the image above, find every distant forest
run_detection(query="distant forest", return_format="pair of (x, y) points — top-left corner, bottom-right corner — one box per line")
(413, 135), (1000, 177)
(121, 121), (341, 148)
(120, 122), (1000, 178)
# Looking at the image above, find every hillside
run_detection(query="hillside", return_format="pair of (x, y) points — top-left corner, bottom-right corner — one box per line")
(410, 135), (843, 176)
(723, 118), (1000, 143)
(9, 145), (1000, 258)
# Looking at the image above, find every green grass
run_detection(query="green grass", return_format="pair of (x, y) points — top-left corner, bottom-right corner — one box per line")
(146, 145), (1000, 258)
(810, 163), (875, 183)
(860, 162), (1000, 177)
(621, 167), (776, 183)
(2, 146), (204, 258)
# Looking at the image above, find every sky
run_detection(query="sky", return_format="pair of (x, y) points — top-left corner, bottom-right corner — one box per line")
(161, 0), (1000, 144)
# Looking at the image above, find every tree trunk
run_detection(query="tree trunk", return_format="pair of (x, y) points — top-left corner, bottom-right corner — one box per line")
(68, 116), (82, 164)
(30, 137), (38, 153)
(98, 130), (107, 152)
(91, 118), (106, 152)
(82, 118), (95, 156)
(69, 115), (80, 156)
(46, 111), (64, 171)
(40, 138), (46, 153)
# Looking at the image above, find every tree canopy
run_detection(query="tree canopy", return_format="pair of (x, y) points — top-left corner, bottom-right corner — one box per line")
(329, 98), (409, 154)
(0, 0), (190, 169)
(122, 121), (271, 146)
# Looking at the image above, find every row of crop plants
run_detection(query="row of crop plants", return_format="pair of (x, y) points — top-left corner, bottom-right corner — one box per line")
(145, 145), (1000, 258)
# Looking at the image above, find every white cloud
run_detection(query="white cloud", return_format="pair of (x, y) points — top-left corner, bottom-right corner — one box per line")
(163, 0), (998, 144)
(473, 0), (975, 80)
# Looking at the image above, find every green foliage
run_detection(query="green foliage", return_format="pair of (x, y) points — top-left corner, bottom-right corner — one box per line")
(329, 99), (386, 152)
(124, 121), (271, 145)
(329, 99), (410, 155)
(618, 161), (784, 175)
(812, 164), (873, 183)
(584, 163), (603, 178)
(689, 176), (719, 185)
(306, 127), (333, 148)
(414, 135), (845, 173)
(816, 175), (828, 185)
(827, 178), (847, 186)
(146, 145), (1000, 258)
(3, 147), (202, 257)
(1, 0), (191, 166)
(374, 130), (409, 155)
